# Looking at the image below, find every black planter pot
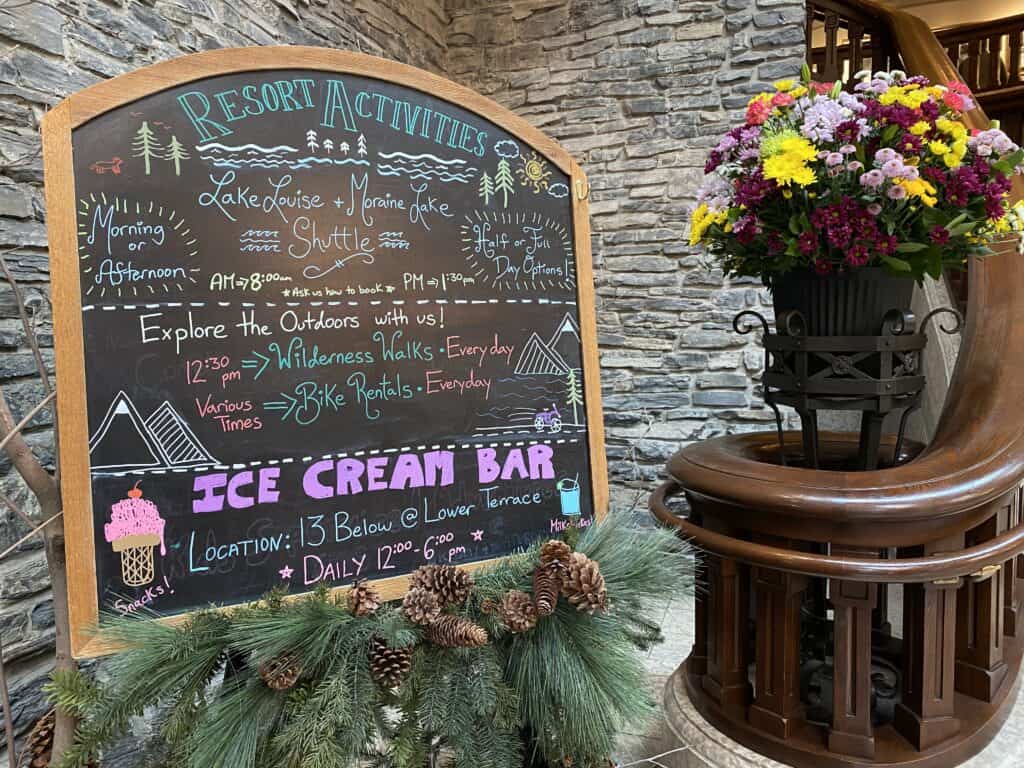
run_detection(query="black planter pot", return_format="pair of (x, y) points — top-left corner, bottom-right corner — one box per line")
(770, 268), (915, 336)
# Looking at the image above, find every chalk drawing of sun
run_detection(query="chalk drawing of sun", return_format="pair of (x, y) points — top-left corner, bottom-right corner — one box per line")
(516, 151), (551, 194)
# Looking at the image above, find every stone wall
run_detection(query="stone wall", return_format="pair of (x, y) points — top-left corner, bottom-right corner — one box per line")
(446, 0), (806, 511)
(0, 0), (807, 758)
(0, 0), (446, 758)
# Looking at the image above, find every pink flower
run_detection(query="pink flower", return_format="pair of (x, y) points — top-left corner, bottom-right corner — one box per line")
(771, 91), (794, 108)
(867, 203), (882, 215)
(746, 97), (772, 126)
(887, 185), (907, 200)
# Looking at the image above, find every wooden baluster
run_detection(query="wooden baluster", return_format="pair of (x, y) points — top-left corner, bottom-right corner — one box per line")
(986, 35), (1001, 89)
(702, 535), (752, 715)
(748, 553), (807, 739)
(806, 4), (816, 78)
(828, 545), (877, 759)
(894, 534), (963, 751)
(849, 22), (865, 78)
(966, 38), (982, 91)
(1009, 29), (1022, 85)
(1005, 491), (1021, 637)
(955, 499), (1010, 702)
(824, 12), (841, 84)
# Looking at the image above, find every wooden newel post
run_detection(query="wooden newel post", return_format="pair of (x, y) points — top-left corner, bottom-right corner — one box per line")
(828, 545), (877, 759)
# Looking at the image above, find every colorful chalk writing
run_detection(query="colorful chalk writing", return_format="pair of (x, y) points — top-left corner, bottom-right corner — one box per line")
(68, 67), (597, 620)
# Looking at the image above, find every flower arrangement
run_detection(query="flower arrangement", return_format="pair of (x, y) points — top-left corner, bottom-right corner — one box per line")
(690, 66), (1024, 283)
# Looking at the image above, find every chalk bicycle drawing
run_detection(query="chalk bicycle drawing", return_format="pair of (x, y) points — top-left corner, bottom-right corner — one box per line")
(534, 404), (563, 434)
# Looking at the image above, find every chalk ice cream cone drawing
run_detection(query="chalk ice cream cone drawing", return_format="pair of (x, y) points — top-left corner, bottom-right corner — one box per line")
(104, 482), (166, 587)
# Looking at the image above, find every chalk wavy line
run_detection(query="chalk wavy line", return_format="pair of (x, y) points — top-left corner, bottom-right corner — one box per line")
(196, 142), (299, 153)
(376, 167), (474, 183)
(378, 151), (468, 165)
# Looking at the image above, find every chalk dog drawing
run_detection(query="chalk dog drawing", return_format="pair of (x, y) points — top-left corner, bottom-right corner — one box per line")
(105, 482), (167, 587)
(88, 391), (218, 475)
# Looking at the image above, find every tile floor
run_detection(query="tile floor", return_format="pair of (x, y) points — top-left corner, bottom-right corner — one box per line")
(615, 595), (1024, 768)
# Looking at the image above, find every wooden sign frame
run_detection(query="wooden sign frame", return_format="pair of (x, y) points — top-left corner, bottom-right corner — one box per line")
(42, 47), (606, 658)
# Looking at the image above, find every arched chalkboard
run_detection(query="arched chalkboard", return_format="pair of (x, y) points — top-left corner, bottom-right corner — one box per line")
(42, 48), (605, 657)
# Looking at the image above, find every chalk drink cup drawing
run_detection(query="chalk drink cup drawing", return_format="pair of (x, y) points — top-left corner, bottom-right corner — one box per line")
(104, 482), (167, 587)
(558, 475), (581, 517)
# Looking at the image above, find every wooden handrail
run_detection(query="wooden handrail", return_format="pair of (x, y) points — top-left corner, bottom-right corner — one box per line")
(651, 480), (1024, 583)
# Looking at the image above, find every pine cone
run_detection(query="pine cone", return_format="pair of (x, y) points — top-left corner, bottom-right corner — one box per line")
(259, 654), (302, 691)
(369, 636), (413, 688)
(402, 587), (442, 625)
(533, 561), (564, 616)
(424, 614), (488, 647)
(480, 597), (498, 615)
(540, 539), (572, 566)
(410, 564), (474, 606)
(498, 590), (538, 633)
(562, 552), (607, 614)
(348, 578), (382, 617)
(25, 708), (54, 768)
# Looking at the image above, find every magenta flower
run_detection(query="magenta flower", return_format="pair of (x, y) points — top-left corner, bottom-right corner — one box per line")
(930, 225), (950, 244)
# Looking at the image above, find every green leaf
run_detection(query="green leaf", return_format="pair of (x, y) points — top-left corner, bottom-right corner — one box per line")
(801, 62), (812, 83)
(788, 215), (801, 235)
(947, 222), (974, 237)
(896, 242), (929, 253)
(881, 256), (913, 272)
(927, 247), (944, 279)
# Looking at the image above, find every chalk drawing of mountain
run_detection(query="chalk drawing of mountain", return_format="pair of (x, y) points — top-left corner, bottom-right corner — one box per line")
(89, 391), (218, 475)
(515, 332), (570, 376)
(548, 313), (581, 368)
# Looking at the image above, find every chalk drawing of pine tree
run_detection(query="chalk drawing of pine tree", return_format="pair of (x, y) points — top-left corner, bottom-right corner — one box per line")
(566, 368), (583, 426)
(132, 121), (163, 175)
(478, 170), (494, 205)
(357, 133), (367, 156)
(306, 129), (319, 152)
(339, 141), (350, 154)
(495, 159), (515, 208)
(164, 135), (190, 176)
(323, 138), (334, 153)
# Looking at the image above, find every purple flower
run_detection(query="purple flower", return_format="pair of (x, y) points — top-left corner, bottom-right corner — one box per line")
(840, 144), (857, 155)
(847, 160), (864, 172)
(826, 152), (845, 167)
(835, 119), (870, 144)
(867, 203), (882, 215)
(860, 169), (885, 188)
(798, 230), (818, 255)
(930, 225), (950, 244)
(800, 96), (849, 142)
(881, 159), (905, 178)
(875, 147), (898, 164)
(887, 185), (907, 200)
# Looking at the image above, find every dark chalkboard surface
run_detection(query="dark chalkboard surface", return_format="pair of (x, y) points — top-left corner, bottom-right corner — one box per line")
(44, 49), (605, 656)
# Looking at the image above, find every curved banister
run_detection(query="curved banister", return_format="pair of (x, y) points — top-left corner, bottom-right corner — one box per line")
(650, 480), (1024, 583)
(672, 5), (1024, 529)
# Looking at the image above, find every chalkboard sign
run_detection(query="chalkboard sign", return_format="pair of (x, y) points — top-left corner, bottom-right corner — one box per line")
(42, 48), (605, 658)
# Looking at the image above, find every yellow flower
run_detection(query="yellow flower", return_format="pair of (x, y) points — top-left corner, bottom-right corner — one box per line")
(995, 217), (1011, 233)
(910, 121), (931, 136)
(937, 117), (968, 141)
(774, 79), (795, 91)
(943, 153), (961, 168)
(880, 85), (931, 109)
(790, 86), (808, 99)
(689, 203), (729, 246)
(897, 177), (938, 207)
(762, 136), (818, 187)
(929, 140), (951, 156)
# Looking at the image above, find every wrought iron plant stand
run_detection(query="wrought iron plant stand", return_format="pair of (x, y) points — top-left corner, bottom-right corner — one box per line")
(733, 305), (962, 471)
